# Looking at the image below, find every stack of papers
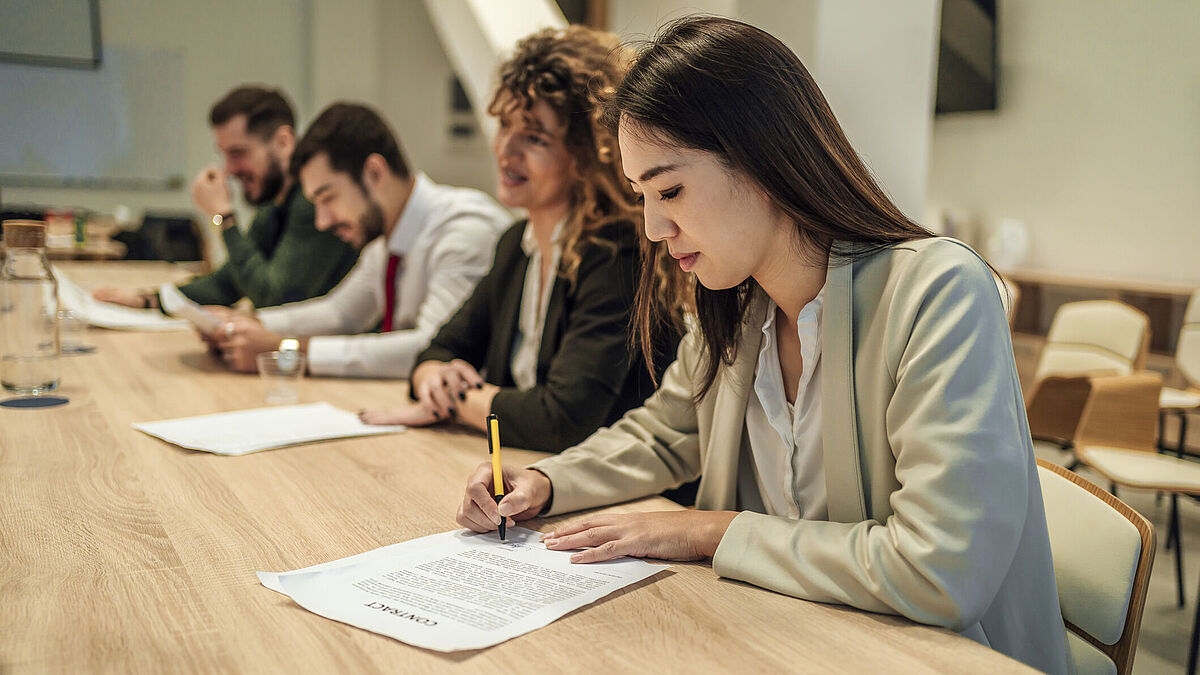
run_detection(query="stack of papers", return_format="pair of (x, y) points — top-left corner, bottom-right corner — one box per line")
(56, 269), (189, 331)
(259, 528), (666, 651)
(158, 282), (221, 333)
(133, 402), (406, 455)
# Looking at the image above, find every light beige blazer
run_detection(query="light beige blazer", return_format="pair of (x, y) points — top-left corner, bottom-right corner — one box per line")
(531, 238), (1071, 674)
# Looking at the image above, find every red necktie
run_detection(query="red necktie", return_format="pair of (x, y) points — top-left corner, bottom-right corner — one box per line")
(381, 254), (401, 332)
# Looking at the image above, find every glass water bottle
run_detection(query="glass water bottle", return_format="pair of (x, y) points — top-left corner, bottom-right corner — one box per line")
(1, 220), (60, 394)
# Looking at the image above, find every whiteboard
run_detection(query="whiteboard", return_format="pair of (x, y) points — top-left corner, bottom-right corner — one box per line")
(0, 45), (186, 188)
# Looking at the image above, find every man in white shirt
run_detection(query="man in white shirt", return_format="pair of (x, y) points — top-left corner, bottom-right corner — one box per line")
(213, 103), (509, 378)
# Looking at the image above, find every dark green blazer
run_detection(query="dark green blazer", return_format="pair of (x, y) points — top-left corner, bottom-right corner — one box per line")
(415, 219), (680, 452)
(177, 183), (358, 308)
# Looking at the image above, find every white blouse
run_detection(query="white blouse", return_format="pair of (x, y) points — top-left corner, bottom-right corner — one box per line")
(741, 287), (827, 520)
(509, 220), (563, 391)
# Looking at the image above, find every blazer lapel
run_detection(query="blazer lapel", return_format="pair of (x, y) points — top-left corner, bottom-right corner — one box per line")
(697, 290), (766, 510)
(821, 258), (868, 522)
(536, 280), (567, 380)
(490, 252), (527, 387)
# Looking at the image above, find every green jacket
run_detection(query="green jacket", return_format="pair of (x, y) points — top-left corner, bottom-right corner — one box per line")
(177, 183), (358, 308)
(414, 220), (681, 452)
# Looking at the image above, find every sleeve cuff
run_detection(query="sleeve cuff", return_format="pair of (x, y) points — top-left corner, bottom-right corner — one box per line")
(711, 511), (767, 580)
(305, 336), (351, 377)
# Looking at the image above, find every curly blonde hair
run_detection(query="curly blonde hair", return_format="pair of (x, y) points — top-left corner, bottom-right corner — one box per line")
(489, 26), (689, 354)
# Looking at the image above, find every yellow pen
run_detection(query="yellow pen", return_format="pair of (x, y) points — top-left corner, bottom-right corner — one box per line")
(487, 413), (505, 540)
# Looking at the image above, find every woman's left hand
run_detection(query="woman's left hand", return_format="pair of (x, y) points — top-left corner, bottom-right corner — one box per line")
(541, 510), (739, 564)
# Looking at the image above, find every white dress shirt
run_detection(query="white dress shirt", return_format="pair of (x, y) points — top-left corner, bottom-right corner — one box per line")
(257, 172), (510, 377)
(508, 220), (564, 391)
(741, 287), (827, 520)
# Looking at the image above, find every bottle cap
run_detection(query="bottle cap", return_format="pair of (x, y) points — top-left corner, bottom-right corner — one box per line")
(2, 220), (46, 249)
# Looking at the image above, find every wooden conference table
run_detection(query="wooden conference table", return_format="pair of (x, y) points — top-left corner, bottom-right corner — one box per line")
(0, 262), (1031, 673)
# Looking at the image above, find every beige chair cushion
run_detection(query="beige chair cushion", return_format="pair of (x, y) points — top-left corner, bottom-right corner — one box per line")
(1160, 386), (1200, 410)
(1081, 446), (1200, 493)
(1038, 465), (1141, 645)
(1035, 301), (1146, 381)
(1067, 631), (1117, 675)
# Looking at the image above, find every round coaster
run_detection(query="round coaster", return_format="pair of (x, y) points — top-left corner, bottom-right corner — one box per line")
(0, 395), (70, 408)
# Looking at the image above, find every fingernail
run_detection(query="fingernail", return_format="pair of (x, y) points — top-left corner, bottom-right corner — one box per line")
(475, 382), (483, 389)
(458, 391), (466, 401)
(543, 538), (558, 547)
(448, 407), (457, 415)
(432, 410), (440, 419)
(570, 554), (582, 563)
(497, 503), (510, 516)
(541, 531), (556, 540)
(493, 514), (503, 525)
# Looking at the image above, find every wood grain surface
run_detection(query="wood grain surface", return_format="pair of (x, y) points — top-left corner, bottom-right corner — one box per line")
(0, 263), (1032, 673)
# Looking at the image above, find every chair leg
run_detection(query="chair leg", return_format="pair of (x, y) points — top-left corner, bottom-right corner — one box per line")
(1188, 570), (1200, 675)
(1181, 413), (1191, 459)
(1174, 496), (1187, 608)
(1171, 414), (1192, 553)
(1171, 494), (1180, 550)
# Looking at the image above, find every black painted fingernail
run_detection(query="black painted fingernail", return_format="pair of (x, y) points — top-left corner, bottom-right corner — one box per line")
(432, 410), (440, 419)
(475, 382), (483, 389)
(458, 391), (466, 401)
(448, 407), (457, 416)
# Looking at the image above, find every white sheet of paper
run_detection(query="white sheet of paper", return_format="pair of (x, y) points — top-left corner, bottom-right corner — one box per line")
(55, 269), (190, 331)
(133, 402), (406, 455)
(158, 282), (221, 333)
(261, 528), (667, 652)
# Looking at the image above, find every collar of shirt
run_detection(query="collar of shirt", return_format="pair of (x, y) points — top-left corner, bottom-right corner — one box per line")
(754, 285), (826, 419)
(385, 171), (433, 257)
(519, 217), (566, 258)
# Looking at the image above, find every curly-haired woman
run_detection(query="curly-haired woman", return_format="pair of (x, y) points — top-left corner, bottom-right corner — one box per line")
(362, 26), (686, 455)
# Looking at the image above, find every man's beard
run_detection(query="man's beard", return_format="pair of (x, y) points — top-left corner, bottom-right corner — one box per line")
(245, 154), (286, 206)
(359, 195), (387, 245)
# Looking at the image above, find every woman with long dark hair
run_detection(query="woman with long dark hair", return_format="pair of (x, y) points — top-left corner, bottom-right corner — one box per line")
(454, 17), (1068, 673)
(361, 26), (686, 454)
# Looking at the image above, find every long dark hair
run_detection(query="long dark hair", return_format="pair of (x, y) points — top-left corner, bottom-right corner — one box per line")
(603, 16), (936, 400)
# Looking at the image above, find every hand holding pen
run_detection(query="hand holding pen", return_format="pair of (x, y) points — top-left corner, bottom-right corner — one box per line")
(456, 424), (553, 534)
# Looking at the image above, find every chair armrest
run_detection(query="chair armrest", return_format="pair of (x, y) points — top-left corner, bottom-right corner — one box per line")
(1076, 372), (1164, 452)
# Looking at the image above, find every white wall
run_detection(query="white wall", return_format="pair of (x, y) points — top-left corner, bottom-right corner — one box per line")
(811, 0), (940, 220)
(606, 0), (940, 221)
(1, 0), (502, 261)
(4, 0), (308, 219)
(927, 1), (1200, 284)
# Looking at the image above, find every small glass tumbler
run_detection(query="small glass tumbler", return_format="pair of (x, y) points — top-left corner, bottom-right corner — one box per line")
(57, 309), (92, 354)
(257, 351), (306, 405)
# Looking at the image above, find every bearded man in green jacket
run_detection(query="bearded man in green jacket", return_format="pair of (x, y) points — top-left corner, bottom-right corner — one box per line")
(93, 86), (358, 309)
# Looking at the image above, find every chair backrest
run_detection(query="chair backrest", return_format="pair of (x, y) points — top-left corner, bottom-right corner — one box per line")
(1035, 301), (1150, 382)
(1036, 459), (1155, 675)
(1177, 288), (1200, 388)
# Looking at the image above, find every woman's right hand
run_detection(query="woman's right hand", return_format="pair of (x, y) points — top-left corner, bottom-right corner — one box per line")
(456, 462), (552, 533)
(411, 359), (485, 421)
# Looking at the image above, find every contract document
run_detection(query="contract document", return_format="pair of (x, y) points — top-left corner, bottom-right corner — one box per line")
(133, 402), (405, 455)
(55, 270), (189, 331)
(258, 528), (667, 652)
